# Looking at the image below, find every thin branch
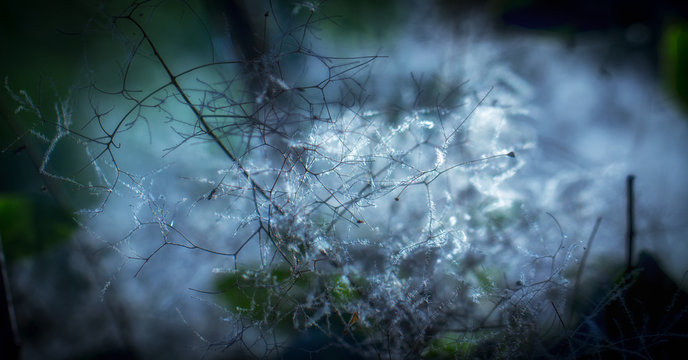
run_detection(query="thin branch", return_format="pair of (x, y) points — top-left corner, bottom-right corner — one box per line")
(118, 13), (284, 215)
(626, 175), (635, 272)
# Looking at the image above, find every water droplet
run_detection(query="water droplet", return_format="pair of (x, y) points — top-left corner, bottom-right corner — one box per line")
(417, 120), (434, 129)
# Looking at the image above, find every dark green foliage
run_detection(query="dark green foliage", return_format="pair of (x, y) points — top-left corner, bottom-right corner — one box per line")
(0, 195), (75, 261)
(662, 21), (688, 117)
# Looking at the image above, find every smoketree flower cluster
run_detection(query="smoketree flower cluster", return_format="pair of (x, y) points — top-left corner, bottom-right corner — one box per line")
(12, 1), (685, 358)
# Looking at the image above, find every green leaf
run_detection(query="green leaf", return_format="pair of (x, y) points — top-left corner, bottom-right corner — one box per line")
(0, 194), (75, 261)
(661, 21), (688, 116)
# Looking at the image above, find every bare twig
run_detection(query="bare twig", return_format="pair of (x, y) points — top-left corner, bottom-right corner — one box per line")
(117, 11), (285, 215)
(626, 175), (635, 272)
(569, 216), (602, 320)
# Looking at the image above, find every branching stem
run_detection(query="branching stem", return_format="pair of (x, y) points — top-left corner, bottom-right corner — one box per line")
(120, 13), (284, 215)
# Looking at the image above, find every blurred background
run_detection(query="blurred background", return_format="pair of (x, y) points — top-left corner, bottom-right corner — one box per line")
(2, 0), (688, 358)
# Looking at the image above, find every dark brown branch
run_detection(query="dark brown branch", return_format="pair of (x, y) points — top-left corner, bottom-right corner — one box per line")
(0, 237), (20, 360)
(120, 14), (284, 215)
(626, 175), (635, 272)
